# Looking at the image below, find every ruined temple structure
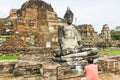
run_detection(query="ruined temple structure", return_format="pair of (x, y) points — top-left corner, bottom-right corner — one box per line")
(77, 24), (112, 42)
(77, 24), (98, 41)
(0, 0), (112, 48)
(99, 24), (111, 41)
(0, 18), (6, 34)
(0, 0), (65, 47)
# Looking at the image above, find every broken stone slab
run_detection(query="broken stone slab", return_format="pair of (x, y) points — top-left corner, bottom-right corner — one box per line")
(15, 60), (42, 66)
(53, 54), (99, 62)
(53, 48), (98, 57)
(53, 56), (83, 62)
(61, 50), (98, 59)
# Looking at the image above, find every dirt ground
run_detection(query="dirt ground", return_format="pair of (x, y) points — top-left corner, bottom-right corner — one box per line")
(0, 73), (119, 80)
(63, 73), (120, 80)
(98, 73), (120, 80)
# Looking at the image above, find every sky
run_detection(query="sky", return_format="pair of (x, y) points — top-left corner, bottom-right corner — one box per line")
(0, 0), (120, 33)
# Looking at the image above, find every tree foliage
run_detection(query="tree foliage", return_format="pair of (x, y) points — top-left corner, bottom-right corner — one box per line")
(115, 26), (120, 31)
(111, 26), (120, 40)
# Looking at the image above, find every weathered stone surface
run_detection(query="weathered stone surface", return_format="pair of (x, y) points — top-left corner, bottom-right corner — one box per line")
(0, 61), (16, 74)
(100, 24), (111, 41)
(0, 19), (6, 34)
(13, 51), (61, 77)
(2, 37), (25, 48)
(13, 61), (43, 77)
(99, 55), (120, 73)
(77, 24), (98, 41)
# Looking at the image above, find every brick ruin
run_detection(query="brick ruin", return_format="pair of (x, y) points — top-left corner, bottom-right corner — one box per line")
(77, 24), (111, 42)
(0, 0), (65, 48)
(77, 24), (98, 41)
(0, 18), (6, 34)
(99, 24), (111, 41)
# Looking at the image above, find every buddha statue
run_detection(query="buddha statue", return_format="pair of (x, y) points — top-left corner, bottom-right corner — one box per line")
(58, 8), (81, 55)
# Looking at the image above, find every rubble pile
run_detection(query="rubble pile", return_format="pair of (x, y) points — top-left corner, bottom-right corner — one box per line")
(13, 61), (43, 77)
(2, 37), (26, 48)
(0, 42), (53, 54)
(0, 61), (16, 74)
(13, 53), (61, 78)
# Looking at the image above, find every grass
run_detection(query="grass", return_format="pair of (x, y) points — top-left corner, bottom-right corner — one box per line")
(0, 35), (12, 38)
(0, 54), (18, 60)
(99, 49), (120, 55)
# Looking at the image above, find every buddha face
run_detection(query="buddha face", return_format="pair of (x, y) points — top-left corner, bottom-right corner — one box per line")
(64, 8), (74, 25)
(65, 14), (73, 25)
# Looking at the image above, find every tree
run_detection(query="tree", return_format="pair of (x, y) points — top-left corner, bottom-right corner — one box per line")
(111, 26), (120, 40)
(115, 26), (120, 31)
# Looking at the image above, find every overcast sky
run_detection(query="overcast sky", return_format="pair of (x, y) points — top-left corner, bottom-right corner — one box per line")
(0, 0), (120, 33)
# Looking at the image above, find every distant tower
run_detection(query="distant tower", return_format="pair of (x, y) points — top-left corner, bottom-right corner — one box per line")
(74, 17), (77, 25)
(100, 24), (111, 41)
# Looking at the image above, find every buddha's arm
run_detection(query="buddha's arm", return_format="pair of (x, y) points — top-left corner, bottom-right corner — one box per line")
(73, 27), (81, 41)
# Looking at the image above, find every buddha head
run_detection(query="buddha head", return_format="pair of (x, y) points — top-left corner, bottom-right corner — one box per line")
(64, 7), (74, 25)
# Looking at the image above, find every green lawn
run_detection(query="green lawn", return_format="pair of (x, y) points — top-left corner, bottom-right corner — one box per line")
(0, 54), (18, 60)
(99, 49), (120, 55)
(0, 35), (12, 38)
